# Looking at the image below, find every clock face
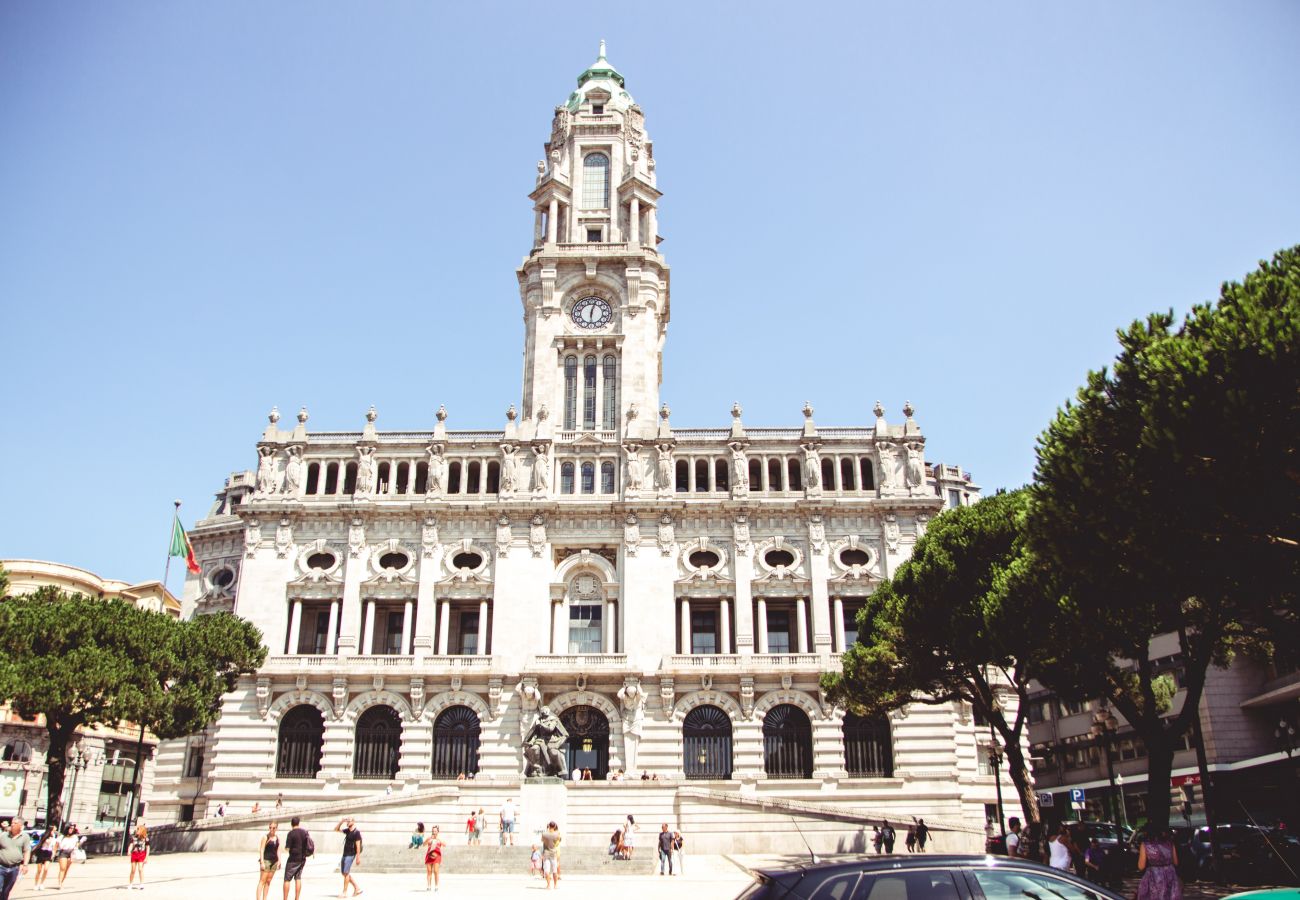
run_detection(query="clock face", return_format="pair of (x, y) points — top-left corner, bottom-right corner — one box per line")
(571, 296), (613, 329)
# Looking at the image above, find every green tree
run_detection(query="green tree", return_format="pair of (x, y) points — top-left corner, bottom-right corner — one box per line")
(0, 586), (265, 824)
(823, 489), (1052, 827)
(1030, 246), (1300, 829)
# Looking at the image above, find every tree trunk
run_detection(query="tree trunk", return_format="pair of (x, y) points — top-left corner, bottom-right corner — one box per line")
(1002, 739), (1041, 827)
(43, 716), (79, 826)
(1143, 731), (1176, 830)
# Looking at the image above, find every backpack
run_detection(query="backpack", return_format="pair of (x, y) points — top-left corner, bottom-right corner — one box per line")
(304, 834), (315, 858)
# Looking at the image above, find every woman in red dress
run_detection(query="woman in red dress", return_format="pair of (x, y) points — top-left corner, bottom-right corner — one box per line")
(424, 825), (445, 892)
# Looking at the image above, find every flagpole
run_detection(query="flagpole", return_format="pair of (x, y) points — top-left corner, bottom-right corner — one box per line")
(122, 499), (182, 854)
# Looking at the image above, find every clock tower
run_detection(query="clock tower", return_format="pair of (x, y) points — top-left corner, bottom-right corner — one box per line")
(516, 43), (669, 440)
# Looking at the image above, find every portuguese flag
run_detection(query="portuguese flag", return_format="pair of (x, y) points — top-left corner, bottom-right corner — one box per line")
(170, 515), (202, 575)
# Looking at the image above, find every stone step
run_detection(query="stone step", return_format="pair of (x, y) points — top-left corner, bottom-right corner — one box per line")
(346, 843), (658, 875)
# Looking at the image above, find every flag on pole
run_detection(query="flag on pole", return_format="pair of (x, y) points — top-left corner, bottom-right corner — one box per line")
(169, 515), (202, 575)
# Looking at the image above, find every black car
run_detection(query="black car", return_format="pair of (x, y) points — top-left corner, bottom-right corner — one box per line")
(735, 854), (1125, 900)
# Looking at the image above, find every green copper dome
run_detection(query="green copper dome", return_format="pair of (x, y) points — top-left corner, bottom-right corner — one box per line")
(577, 41), (625, 88)
(565, 41), (634, 112)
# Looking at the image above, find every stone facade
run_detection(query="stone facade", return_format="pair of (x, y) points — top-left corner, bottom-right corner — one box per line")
(147, 46), (1006, 848)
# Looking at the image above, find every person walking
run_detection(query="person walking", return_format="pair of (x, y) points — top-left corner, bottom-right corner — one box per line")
(335, 817), (363, 897)
(127, 823), (150, 890)
(0, 817), (31, 900)
(905, 826), (917, 853)
(915, 819), (929, 852)
(465, 809), (478, 845)
(257, 822), (280, 900)
(881, 821), (896, 853)
(282, 816), (312, 900)
(1004, 817), (1022, 857)
(872, 826), (883, 854)
(499, 798), (517, 846)
(1047, 824), (1072, 871)
(423, 825), (445, 892)
(540, 821), (561, 890)
(671, 829), (685, 875)
(55, 824), (83, 890)
(32, 825), (56, 891)
(657, 824), (674, 876)
(1136, 828), (1183, 900)
(475, 809), (488, 846)
(275, 793), (284, 810)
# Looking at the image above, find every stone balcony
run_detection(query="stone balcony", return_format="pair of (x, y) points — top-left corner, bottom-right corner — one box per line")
(260, 654), (496, 676)
(660, 653), (839, 675)
(529, 653), (629, 672)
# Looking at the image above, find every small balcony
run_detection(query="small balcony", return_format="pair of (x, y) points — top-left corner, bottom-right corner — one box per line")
(529, 654), (628, 672)
(660, 653), (837, 675)
(261, 654), (496, 676)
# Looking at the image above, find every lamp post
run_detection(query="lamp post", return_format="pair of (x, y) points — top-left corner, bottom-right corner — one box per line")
(1090, 708), (1120, 823)
(1114, 773), (1129, 830)
(62, 748), (90, 826)
(1277, 705), (1298, 832)
(984, 737), (1006, 839)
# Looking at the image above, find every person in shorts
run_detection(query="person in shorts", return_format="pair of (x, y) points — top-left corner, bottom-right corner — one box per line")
(256, 821), (280, 900)
(499, 799), (516, 847)
(55, 825), (83, 890)
(0, 817), (31, 900)
(127, 823), (150, 889)
(423, 825), (445, 892)
(32, 825), (57, 891)
(282, 816), (311, 900)
(540, 821), (561, 890)
(335, 817), (363, 897)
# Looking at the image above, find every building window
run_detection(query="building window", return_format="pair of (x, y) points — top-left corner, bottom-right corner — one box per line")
(379, 609), (406, 655)
(560, 462), (575, 494)
(601, 355), (617, 429)
(676, 459), (690, 492)
(457, 611), (480, 655)
(276, 705), (324, 778)
(568, 600), (603, 653)
(582, 152), (610, 209)
(591, 103), (605, 115)
(582, 355), (597, 429)
(600, 461), (615, 494)
(586, 228), (602, 243)
(763, 704), (813, 779)
(683, 705), (732, 780)
(766, 609), (791, 654)
(843, 713), (893, 777)
(183, 742), (205, 778)
(749, 458), (763, 490)
(948, 489), (962, 509)
(768, 458), (783, 492)
(787, 457), (803, 491)
(841, 457), (856, 491)
(431, 705), (481, 780)
(353, 705), (402, 779)
(859, 457), (875, 490)
(690, 608), (719, 654)
(564, 356), (578, 430)
(580, 461), (595, 494)
(841, 600), (864, 649)
(96, 758), (138, 827)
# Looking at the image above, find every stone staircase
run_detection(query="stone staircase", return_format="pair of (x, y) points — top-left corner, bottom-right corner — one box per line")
(357, 843), (657, 875)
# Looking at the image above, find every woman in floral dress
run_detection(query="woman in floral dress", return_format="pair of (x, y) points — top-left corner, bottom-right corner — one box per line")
(1136, 829), (1183, 900)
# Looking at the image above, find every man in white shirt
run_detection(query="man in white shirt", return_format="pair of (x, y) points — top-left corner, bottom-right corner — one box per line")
(1005, 817), (1022, 857)
(499, 799), (517, 846)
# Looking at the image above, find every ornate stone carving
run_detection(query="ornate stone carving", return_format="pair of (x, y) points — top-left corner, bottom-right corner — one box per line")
(244, 518), (261, 558)
(499, 443), (518, 496)
(884, 514), (901, 552)
(355, 446), (377, 496)
(623, 442), (643, 493)
(657, 513), (676, 556)
(450, 675), (462, 692)
(905, 441), (925, 491)
(517, 678), (542, 740)
(256, 676), (271, 719)
(658, 677), (674, 719)
(421, 517), (439, 558)
(655, 443), (673, 492)
(332, 677), (348, 720)
(496, 515), (512, 558)
(781, 674), (794, 690)
(729, 441), (749, 497)
(733, 514), (752, 556)
(282, 446), (304, 496)
(256, 447), (278, 495)
(410, 677), (425, 712)
(916, 512), (930, 537)
(529, 514), (547, 557)
(532, 443), (551, 494)
(486, 677), (503, 721)
(623, 514), (640, 556)
(808, 514), (827, 555)
(275, 517), (293, 559)
(426, 444), (446, 496)
(803, 443), (822, 493)
(617, 677), (647, 773)
(740, 676), (755, 719)
(348, 517), (366, 558)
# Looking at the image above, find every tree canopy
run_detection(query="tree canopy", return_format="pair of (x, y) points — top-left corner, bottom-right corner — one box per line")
(0, 578), (265, 824)
(823, 488), (1052, 825)
(1030, 245), (1300, 828)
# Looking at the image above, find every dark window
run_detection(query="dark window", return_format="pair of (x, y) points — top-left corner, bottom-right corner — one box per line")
(859, 457), (874, 490)
(688, 550), (720, 569)
(344, 462), (358, 494)
(447, 461), (462, 494)
(564, 356), (578, 430)
(381, 610), (405, 655)
(767, 609), (791, 654)
(306, 552), (335, 571)
(591, 103), (605, 115)
(561, 462), (575, 494)
(451, 551), (483, 570)
(788, 457), (802, 491)
(353, 705), (402, 779)
(765, 549), (796, 568)
(676, 459), (689, 492)
(587, 228), (602, 242)
(695, 458), (709, 492)
(486, 461), (500, 494)
(714, 459), (728, 492)
(466, 461), (481, 494)
(842, 601), (863, 649)
(395, 461), (410, 493)
(378, 551), (408, 570)
(458, 611), (480, 655)
(431, 706), (481, 779)
(683, 705), (732, 780)
(691, 609), (718, 655)
(844, 713), (892, 777)
(749, 458), (763, 490)
(600, 461), (615, 493)
(305, 462), (320, 494)
(414, 461), (428, 494)
(601, 355), (617, 429)
(581, 461), (595, 494)
(324, 462), (340, 494)
(211, 567), (236, 588)
(561, 705), (610, 780)
(821, 457), (836, 491)
(841, 457), (856, 491)
(377, 462), (390, 494)
(276, 705), (324, 778)
(768, 458), (783, 491)
(763, 704), (813, 778)
(583, 356), (597, 430)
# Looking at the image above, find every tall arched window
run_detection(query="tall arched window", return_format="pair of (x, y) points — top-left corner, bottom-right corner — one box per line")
(447, 461), (462, 494)
(561, 462), (575, 494)
(601, 355), (617, 430)
(787, 457), (803, 491)
(276, 705), (324, 778)
(768, 458), (783, 492)
(714, 459), (729, 492)
(749, 458), (763, 491)
(841, 457), (857, 491)
(580, 461), (595, 494)
(582, 152), (610, 209)
(353, 705), (402, 779)
(683, 705), (733, 780)
(600, 461), (615, 494)
(763, 704), (813, 779)
(325, 461), (340, 494)
(431, 706), (481, 779)
(466, 460), (481, 494)
(563, 356), (578, 430)
(859, 457), (875, 490)
(306, 462), (320, 495)
(676, 459), (690, 492)
(843, 713), (893, 777)
(821, 457), (836, 492)
(582, 355), (597, 430)
(694, 459), (709, 492)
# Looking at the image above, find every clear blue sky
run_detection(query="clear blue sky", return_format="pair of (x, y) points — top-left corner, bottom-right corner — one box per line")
(2, 2), (1297, 591)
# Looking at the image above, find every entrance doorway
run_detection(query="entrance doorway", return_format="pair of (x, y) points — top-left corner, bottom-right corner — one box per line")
(560, 705), (609, 779)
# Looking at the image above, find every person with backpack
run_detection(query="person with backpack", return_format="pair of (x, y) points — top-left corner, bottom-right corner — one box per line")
(282, 816), (313, 900)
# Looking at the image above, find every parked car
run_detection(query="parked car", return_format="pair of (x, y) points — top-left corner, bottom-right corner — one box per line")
(734, 853), (1126, 900)
(1060, 821), (1132, 851)
(1189, 824), (1300, 885)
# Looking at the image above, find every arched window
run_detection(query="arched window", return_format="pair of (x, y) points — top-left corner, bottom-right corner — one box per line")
(276, 705), (324, 778)
(414, 461), (429, 494)
(683, 705), (733, 780)
(676, 459), (690, 492)
(395, 461), (410, 494)
(431, 706), (481, 779)
(821, 457), (836, 491)
(344, 462), (358, 495)
(601, 355), (617, 430)
(306, 462), (320, 495)
(843, 713), (893, 777)
(768, 458), (783, 492)
(582, 356), (597, 430)
(580, 461), (595, 494)
(563, 356), (578, 430)
(763, 704), (813, 779)
(486, 461), (501, 494)
(787, 457), (803, 491)
(582, 152), (610, 209)
(841, 457), (856, 491)
(749, 458), (763, 491)
(353, 705), (402, 779)
(448, 461), (462, 494)
(561, 705), (610, 779)
(694, 459), (709, 492)
(377, 462), (390, 494)
(859, 457), (875, 490)
(714, 459), (729, 492)
(561, 462), (575, 494)
(466, 460), (481, 494)
(600, 461), (615, 494)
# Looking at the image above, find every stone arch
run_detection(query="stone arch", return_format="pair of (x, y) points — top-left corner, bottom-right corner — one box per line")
(267, 690), (334, 724)
(554, 271), (624, 312)
(344, 689), (414, 723)
(546, 690), (620, 732)
(553, 550), (618, 584)
(753, 688), (826, 722)
(672, 689), (743, 723)
(421, 690), (490, 722)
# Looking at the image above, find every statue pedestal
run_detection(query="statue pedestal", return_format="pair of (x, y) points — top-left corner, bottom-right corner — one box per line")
(520, 777), (568, 844)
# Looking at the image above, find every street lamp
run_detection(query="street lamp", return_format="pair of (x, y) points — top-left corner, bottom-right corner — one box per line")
(984, 738), (1006, 839)
(1090, 708), (1120, 823)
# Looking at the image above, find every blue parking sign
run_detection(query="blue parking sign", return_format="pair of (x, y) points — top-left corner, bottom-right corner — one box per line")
(1070, 788), (1086, 803)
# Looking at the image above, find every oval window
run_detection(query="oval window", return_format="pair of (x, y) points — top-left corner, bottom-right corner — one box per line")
(764, 549), (795, 568)
(688, 550), (721, 569)
(378, 551), (409, 570)
(306, 552), (336, 571)
(451, 551), (483, 570)
(210, 567), (235, 588)
(840, 548), (870, 567)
